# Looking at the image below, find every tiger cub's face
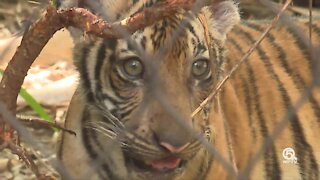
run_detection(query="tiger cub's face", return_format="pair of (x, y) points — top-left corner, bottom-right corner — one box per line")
(75, 2), (239, 179)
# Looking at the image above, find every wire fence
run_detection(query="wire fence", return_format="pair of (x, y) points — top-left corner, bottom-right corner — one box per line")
(0, 0), (319, 179)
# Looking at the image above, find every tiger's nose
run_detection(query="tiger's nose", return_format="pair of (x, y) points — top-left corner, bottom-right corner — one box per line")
(159, 142), (190, 153)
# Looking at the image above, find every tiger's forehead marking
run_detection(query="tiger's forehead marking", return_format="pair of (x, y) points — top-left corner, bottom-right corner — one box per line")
(115, 15), (211, 60)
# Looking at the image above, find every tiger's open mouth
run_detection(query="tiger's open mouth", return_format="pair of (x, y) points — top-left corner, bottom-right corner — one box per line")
(124, 154), (187, 174)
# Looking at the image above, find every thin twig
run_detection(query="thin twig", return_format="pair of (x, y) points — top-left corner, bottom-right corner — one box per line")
(6, 141), (41, 177)
(58, 0), (214, 39)
(0, 0), (214, 177)
(0, 0), (208, 137)
(6, 140), (55, 179)
(154, 90), (239, 177)
(18, 116), (76, 136)
(237, 82), (316, 180)
(238, 0), (320, 178)
(0, 101), (72, 179)
(191, 0), (293, 118)
(0, 6), (62, 137)
(309, 0), (313, 60)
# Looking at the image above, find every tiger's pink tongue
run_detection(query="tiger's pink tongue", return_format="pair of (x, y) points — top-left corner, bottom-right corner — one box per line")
(149, 157), (181, 170)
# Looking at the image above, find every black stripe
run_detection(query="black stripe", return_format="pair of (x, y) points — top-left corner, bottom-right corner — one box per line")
(237, 25), (318, 179)
(150, 24), (163, 50)
(108, 73), (126, 99)
(244, 23), (320, 179)
(234, 26), (281, 179)
(95, 40), (107, 99)
(284, 23), (313, 74)
(144, 0), (156, 8)
(305, 22), (320, 37)
(195, 42), (207, 57)
(191, 38), (198, 55)
(227, 38), (257, 142)
(82, 108), (104, 157)
(187, 23), (205, 57)
(312, 23), (320, 36)
(75, 42), (95, 103)
(115, 0), (143, 21)
(187, 23), (200, 44)
(101, 163), (121, 180)
(82, 108), (123, 179)
(118, 102), (138, 119)
(245, 22), (320, 124)
(215, 43), (225, 77)
(108, 68), (135, 100)
(208, 40), (218, 72)
(93, 40), (126, 112)
(77, 43), (118, 178)
(197, 151), (214, 180)
(140, 35), (147, 50)
(100, 93), (121, 105)
(81, 109), (98, 159)
(243, 22), (293, 79)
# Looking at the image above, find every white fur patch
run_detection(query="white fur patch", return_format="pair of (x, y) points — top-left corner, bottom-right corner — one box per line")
(104, 99), (116, 111)
(203, 1), (240, 42)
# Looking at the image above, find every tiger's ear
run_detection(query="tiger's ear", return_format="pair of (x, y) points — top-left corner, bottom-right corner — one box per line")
(209, 1), (240, 41)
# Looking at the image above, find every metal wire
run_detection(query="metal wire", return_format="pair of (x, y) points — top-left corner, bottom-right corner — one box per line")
(0, 0), (318, 179)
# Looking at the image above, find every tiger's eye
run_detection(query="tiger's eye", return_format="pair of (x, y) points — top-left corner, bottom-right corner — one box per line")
(123, 58), (144, 78)
(192, 59), (209, 77)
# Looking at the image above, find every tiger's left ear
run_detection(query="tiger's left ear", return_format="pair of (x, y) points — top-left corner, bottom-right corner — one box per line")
(207, 1), (240, 42)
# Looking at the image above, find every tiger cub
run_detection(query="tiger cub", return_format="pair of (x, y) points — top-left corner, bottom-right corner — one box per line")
(58, 0), (320, 179)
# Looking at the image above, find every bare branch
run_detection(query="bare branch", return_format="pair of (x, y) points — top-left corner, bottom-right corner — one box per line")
(0, 6), (63, 137)
(0, 100), (72, 179)
(18, 116), (76, 136)
(0, 0), (208, 136)
(6, 141), (40, 177)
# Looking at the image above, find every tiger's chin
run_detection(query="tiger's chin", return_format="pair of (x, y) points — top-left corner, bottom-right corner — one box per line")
(124, 153), (188, 178)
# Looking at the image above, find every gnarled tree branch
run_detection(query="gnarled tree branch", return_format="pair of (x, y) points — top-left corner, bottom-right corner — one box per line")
(0, 0), (211, 137)
(0, 0), (221, 177)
